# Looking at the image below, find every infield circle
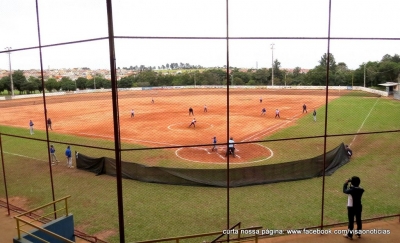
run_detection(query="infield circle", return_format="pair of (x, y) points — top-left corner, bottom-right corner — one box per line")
(175, 143), (273, 164)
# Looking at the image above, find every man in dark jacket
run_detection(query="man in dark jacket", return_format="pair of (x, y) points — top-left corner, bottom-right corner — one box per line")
(343, 176), (364, 239)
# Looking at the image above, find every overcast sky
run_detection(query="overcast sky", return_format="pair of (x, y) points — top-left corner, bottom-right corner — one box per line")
(1, 0), (399, 71)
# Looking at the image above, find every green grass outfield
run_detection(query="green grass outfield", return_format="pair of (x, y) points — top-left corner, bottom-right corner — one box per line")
(0, 94), (399, 242)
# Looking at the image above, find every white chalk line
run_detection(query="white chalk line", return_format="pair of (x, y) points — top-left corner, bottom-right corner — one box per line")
(167, 122), (214, 130)
(175, 143), (273, 164)
(349, 97), (380, 147)
(3, 151), (46, 162)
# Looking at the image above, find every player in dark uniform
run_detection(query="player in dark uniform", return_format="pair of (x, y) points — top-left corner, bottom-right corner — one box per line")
(313, 109), (317, 122)
(47, 118), (53, 130)
(261, 108), (266, 115)
(211, 137), (217, 151)
(343, 176), (364, 239)
(189, 107), (194, 116)
(303, 104), (307, 113)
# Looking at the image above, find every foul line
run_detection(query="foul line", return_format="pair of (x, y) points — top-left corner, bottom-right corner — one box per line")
(242, 113), (304, 142)
(3, 151), (46, 162)
(349, 97), (380, 147)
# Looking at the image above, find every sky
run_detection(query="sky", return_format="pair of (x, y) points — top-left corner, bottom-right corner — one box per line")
(1, 0), (399, 71)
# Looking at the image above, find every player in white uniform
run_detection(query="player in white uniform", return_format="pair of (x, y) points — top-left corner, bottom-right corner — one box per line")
(189, 118), (196, 128)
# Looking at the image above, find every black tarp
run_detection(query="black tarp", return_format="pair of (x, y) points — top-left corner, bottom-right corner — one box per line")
(76, 143), (350, 187)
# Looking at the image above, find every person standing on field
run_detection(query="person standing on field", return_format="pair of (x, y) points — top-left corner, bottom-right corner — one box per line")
(204, 105), (208, 112)
(343, 176), (364, 239)
(211, 136), (217, 151)
(189, 107), (194, 116)
(303, 104), (307, 113)
(131, 109), (134, 118)
(29, 120), (34, 135)
(261, 108), (266, 115)
(50, 145), (59, 165)
(65, 145), (73, 168)
(313, 109), (317, 122)
(275, 109), (280, 118)
(226, 137), (235, 157)
(47, 118), (53, 130)
(189, 118), (196, 128)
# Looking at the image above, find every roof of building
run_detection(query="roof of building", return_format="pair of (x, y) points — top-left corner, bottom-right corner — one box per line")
(378, 82), (399, 87)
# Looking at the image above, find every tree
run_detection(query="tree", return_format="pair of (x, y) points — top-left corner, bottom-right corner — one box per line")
(59, 77), (76, 91)
(232, 70), (251, 84)
(20, 76), (40, 94)
(21, 81), (38, 94)
(0, 77), (5, 93)
(0, 76), (11, 92)
(12, 70), (27, 93)
(45, 78), (60, 92)
(318, 53), (337, 72)
(118, 76), (134, 88)
(140, 70), (158, 86)
(76, 77), (88, 89)
(304, 67), (326, 86)
(253, 68), (269, 85)
(29, 76), (43, 93)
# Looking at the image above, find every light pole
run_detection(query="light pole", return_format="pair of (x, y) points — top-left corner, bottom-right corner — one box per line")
(5, 47), (14, 96)
(271, 43), (275, 86)
(363, 63), (366, 87)
(94, 77), (96, 89)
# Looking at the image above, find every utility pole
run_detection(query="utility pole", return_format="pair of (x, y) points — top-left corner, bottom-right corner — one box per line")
(5, 47), (14, 96)
(271, 43), (275, 86)
(363, 63), (366, 87)
(94, 77), (96, 89)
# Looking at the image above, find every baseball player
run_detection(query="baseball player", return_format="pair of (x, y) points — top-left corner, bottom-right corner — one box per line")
(47, 118), (53, 130)
(189, 107), (194, 116)
(65, 145), (73, 168)
(303, 104), (308, 113)
(261, 108), (266, 115)
(275, 109), (280, 118)
(50, 145), (59, 165)
(212, 136), (217, 151)
(29, 120), (34, 135)
(189, 118), (196, 128)
(313, 109), (317, 122)
(225, 137), (235, 157)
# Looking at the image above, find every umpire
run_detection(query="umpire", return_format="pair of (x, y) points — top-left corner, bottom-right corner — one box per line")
(226, 137), (235, 157)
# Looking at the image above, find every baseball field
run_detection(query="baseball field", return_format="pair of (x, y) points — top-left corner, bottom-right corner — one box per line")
(0, 88), (399, 242)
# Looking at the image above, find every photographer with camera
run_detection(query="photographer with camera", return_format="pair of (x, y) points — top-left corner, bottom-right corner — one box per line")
(343, 176), (365, 239)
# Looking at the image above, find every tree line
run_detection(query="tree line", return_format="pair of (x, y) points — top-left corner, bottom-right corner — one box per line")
(1, 53), (399, 94)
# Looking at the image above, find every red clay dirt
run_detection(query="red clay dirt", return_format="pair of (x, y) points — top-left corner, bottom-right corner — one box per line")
(0, 89), (343, 164)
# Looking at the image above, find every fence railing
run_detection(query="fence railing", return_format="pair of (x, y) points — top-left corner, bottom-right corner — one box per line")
(14, 195), (74, 243)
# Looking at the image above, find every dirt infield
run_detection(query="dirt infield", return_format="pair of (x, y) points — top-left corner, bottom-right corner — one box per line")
(0, 89), (344, 164)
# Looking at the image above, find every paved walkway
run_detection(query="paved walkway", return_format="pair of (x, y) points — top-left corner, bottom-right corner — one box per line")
(1, 205), (398, 243)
